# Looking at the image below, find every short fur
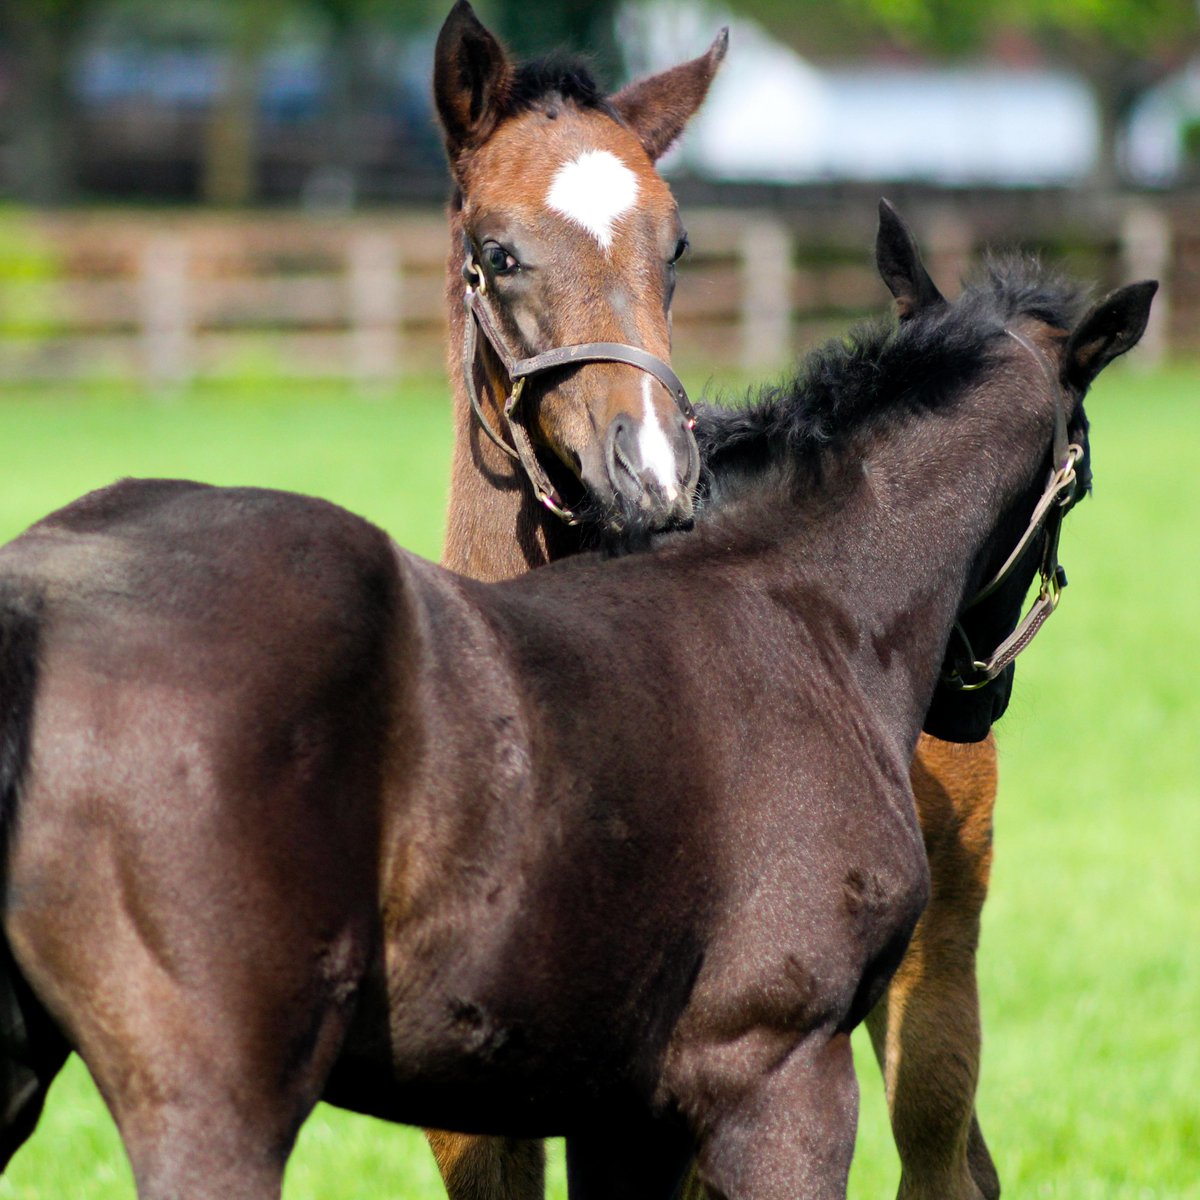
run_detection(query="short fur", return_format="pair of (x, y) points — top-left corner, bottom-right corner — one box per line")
(0, 584), (39, 853)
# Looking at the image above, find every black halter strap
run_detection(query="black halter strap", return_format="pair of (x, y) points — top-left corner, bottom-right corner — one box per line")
(460, 254), (694, 526)
(940, 329), (1083, 691)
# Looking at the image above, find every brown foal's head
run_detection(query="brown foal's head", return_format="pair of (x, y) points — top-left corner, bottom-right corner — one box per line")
(435, 0), (726, 530)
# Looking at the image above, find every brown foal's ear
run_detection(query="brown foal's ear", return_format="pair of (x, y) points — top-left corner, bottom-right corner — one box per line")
(611, 28), (728, 162)
(1062, 280), (1158, 393)
(434, 0), (513, 161)
(875, 198), (947, 320)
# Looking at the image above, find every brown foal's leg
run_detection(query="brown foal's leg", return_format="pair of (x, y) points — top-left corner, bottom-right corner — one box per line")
(866, 732), (1001, 1200)
(426, 1132), (546, 1200)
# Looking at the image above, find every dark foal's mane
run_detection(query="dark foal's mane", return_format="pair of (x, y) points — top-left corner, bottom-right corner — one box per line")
(695, 257), (1087, 505)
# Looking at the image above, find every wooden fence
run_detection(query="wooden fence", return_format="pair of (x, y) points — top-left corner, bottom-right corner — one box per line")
(0, 191), (1191, 385)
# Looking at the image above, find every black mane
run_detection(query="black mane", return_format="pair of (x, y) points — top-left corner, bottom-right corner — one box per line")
(696, 256), (1086, 499)
(504, 56), (617, 120)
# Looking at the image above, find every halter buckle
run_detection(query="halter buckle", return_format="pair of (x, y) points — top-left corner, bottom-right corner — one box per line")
(534, 487), (581, 525)
(505, 376), (526, 418)
(1053, 444), (1083, 507)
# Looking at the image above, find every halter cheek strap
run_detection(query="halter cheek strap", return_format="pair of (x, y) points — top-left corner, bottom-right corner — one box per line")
(460, 254), (694, 526)
(940, 329), (1083, 691)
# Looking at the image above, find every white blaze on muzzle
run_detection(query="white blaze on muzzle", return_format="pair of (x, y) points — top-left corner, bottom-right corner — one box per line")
(638, 376), (680, 500)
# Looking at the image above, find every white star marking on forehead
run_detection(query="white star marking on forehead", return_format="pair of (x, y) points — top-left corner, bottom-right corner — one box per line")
(545, 149), (639, 252)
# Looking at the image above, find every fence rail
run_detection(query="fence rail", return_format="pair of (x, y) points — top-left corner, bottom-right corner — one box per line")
(0, 192), (1191, 385)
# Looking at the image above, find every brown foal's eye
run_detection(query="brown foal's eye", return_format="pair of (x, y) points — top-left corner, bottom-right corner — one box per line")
(670, 234), (690, 265)
(482, 242), (518, 275)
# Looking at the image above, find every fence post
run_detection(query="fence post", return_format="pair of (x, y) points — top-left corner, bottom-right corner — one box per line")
(923, 208), (973, 297)
(348, 232), (402, 381)
(1119, 204), (1171, 369)
(739, 217), (793, 372)
(139, 233), (191, 385)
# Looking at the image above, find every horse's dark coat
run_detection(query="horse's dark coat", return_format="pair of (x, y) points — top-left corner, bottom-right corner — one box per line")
(0, 224), (1153, 1197)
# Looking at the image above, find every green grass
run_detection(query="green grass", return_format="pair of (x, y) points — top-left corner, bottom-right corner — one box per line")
(0, 364), (1196, 1197)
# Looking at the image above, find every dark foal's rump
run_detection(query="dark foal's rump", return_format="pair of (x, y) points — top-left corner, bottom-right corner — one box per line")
(0, 211), (1153, 1199)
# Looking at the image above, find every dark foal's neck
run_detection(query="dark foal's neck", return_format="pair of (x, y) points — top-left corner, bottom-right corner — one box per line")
(440, 208), (582, 582)
(688, 367), (1052, 746)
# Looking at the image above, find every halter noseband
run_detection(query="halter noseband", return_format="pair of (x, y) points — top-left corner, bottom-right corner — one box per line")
(940, 328), (1084, 692)
(461, 251), (694, 526)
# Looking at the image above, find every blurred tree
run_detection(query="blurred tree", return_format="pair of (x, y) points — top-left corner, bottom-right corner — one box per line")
(485, 0), (622, 84)
(0, 0), (626, 206)
(1, 0), (98, 203)
(735, 0), (1200, 185)
(1017, 0), (1200, 186)
(202, 0), (290, 206)
(306, 0), (442, 208)
(203, 0), (437, 206)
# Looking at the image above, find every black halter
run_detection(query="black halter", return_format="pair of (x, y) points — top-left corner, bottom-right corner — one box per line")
(940, 328), (1084, 691)
(460, 253), (694, 526)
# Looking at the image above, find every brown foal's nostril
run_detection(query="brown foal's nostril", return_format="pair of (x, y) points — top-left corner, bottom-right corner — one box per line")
(604, 410), (698, 519)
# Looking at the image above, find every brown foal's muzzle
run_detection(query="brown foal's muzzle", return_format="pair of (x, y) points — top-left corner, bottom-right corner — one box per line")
(461, 256), (696, 527)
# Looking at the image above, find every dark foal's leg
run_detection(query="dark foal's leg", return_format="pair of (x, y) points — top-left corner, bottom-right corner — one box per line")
(5, 761), (373, 1199)
(10, 899), (363, 1200)
(866, 733), (1000, 1200)
(426, 1132), (546, 1200)
(566, 1117), (694, 1200)
(693, 1031), (859, 1200)
(13, 913), (364, 1200)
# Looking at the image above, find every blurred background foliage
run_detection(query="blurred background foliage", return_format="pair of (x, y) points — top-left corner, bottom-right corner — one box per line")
(2, 0), (1198, 205)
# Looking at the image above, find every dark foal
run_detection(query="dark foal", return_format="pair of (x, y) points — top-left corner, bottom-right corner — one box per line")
(0, 213), (1153, 1198)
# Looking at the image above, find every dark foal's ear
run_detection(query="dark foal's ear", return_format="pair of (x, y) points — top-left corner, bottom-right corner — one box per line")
(611, 28), (728, 162)
(875, 198), (947, 321)
(1062, 280), (1158, 393)
(434, 0), (513, 160)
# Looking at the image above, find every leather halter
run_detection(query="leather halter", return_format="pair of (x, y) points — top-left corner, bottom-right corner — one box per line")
(460, 253), (694, 526)
(941, 329), (1084, 691)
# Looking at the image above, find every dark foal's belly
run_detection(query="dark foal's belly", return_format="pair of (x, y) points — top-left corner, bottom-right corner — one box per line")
(320, 903), (707, 1136)
(322, 1000), (672, 1136)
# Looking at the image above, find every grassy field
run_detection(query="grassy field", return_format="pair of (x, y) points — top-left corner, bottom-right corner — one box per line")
(0, 363), (1195, 1198)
